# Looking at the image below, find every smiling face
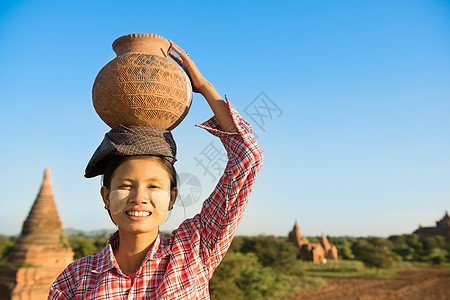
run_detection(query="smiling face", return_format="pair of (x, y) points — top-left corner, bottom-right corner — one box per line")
(101, 156), (177, 235)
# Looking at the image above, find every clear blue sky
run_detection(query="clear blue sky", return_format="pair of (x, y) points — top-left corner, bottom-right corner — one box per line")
(1, 0), (449, 237)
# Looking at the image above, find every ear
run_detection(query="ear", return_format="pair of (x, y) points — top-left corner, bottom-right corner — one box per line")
(169, 188), (178, 210)
(101, 186), (110, 208)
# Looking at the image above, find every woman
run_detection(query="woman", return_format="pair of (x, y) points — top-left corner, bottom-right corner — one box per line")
(49, 40), (263, 299)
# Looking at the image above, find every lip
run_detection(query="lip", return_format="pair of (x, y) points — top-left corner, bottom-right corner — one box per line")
(126, 214), (151, 221)
(125, 207), (152, 213)
(125, 207), (153, 220)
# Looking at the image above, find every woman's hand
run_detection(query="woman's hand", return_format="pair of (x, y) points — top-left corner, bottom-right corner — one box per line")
(169, 40), (238, 133)
(168, 40), (207, 93)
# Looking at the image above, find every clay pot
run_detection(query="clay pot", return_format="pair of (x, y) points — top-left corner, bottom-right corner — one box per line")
(92, 33), (192, 130)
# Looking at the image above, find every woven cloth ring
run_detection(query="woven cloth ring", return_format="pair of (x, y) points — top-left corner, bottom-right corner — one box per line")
(84, 125), (177, 178)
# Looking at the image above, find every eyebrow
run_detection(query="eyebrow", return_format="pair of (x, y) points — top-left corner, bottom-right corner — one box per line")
(115, 177), (165, 183)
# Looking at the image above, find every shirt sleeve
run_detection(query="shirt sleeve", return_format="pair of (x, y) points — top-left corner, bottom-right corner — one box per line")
(48, 288), (73, 300)
(193, 95), (264, 274)
(48, 262), (76, 299)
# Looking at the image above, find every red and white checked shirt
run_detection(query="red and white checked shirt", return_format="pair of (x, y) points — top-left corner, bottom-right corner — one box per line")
(49, 98), (263, 299)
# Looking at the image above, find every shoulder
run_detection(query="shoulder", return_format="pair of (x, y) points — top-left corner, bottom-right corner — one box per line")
(167, 215), (205, 253)
(52, 250), (104, 291)
(68, 250), (103, 271)
(170, 214), (202, 237)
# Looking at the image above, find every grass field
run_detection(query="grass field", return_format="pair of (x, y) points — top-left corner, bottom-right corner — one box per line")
(300, 260), (450, 279)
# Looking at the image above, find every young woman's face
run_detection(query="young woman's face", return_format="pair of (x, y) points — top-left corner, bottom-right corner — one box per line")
(102, 157), (175, 235)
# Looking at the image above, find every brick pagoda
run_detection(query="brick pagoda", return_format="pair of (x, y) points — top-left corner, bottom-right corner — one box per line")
(0, 169), (73, 299)
(413, 211), (450, 241)
(288, 220), (338, 263)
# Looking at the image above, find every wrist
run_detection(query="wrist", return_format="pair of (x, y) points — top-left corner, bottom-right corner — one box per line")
(197, 80), (213, 96)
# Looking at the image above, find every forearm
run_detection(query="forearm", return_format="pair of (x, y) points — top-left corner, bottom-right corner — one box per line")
(198, 81), (238, 134)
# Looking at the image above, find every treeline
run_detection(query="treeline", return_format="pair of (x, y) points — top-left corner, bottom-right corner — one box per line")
(210, 235), (325, 299)
(210, 234), (450, 298)
(0, 233), (449, 299)
(329, 234), (449, 264)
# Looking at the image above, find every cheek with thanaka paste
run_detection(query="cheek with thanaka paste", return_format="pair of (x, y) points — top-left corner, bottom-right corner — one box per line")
(151, 190), (171, 215)
(109, 190), (130, 216)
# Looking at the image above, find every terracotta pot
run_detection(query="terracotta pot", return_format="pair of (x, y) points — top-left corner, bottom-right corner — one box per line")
(92, 33), (192, 130)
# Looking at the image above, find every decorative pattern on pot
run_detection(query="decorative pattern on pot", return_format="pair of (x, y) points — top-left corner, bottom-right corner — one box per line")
(92, 33), (193, 130)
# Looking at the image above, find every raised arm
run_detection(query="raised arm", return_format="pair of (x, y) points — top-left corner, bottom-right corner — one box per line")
(169, 40), (263, 274)
(196, 101), (263, 273)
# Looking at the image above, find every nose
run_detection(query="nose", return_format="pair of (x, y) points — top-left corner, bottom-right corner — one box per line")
(130, 185), (150, 205)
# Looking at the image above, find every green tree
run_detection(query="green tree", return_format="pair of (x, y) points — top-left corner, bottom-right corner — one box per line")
(428, 248), (448, 265)
(388, 234), (425, 261)
(210, 235), (314, 299)
(0, 235), (17, 263)
(210, 252), (245, 299)
(432, 235), (446, 249)
(355, 237), (393, 275)
(68, 235), (97, 260)
(421, 236), (449, 263)
(388, 234), (411, 261)
(404, 234), (423, 260)
(422, 237), (439, 251)
(351, 237), (368, 257)
(210, 252), (280, 300)
(227, 235), (245, 253)
(232, 235), (300, 274)
(446, 239), (450, 261)
(66, 232), (111, 260)
(92, 233), (109, 249)
(332, 238), (355, 260)
(251, 236), (299, 274)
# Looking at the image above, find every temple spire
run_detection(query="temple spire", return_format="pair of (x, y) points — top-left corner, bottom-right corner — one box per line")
(18, 168), (62, 246)
(0, 168), (74, 299)
(289, 220), (309, 248)
(39, 168), (53, 195)
(320, 232), (331, 252)
(294, 219), (302, 237)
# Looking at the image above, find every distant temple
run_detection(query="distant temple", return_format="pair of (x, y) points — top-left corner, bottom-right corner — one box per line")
(0, 169), (73, 300)
(413, 211), (450, 241)
(288, 220), (338, 263)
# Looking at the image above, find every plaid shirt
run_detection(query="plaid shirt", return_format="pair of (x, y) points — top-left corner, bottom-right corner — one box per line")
(49, 98), (263, 299)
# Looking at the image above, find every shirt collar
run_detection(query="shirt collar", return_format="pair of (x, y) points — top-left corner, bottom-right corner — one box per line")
(144, 231), (172, 261)
(93, 230), (172, 274)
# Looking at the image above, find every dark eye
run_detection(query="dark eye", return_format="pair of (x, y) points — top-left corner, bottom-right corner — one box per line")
(148, 184), (159, 189)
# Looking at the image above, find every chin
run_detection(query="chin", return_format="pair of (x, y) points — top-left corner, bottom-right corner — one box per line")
(118, 223), (159, 235)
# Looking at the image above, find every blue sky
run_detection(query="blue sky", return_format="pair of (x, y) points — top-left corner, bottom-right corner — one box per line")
(0, 0), (449, 237)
